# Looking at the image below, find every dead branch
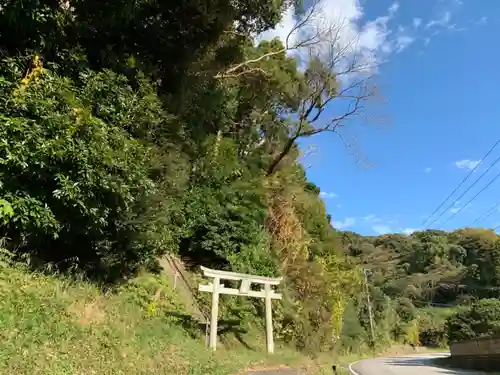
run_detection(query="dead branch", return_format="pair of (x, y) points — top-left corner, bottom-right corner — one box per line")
(266, 61), (379, 175)
(215, 0), (386, 174)
(215, 0), (321, 80)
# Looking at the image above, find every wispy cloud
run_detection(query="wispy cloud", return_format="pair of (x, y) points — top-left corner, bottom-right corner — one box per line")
(363, 214), (381, 223)
(372, 224), (392, 235)
(425, 167), (432, 173)
(418, 0), (467, 48)
(478, 16), (488, 25)
(455, 159), (481, 170)
(320, 191), (338, 199)
(402, 227), (419, 235)
(395, 33), (415, 53)
(332, 217), (356, 230)
(258, 0), (409, 76)
(426, 11), (452, 29)
(388, 2), (400, 15)
(259, 0), (470, 78)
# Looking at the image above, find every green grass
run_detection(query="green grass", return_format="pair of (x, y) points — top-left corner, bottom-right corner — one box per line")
(0, 260), (313, 375)
(0, 258), (452, 375)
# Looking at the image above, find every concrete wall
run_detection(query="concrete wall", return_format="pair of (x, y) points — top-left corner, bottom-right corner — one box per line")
(450, 335), (500, 371)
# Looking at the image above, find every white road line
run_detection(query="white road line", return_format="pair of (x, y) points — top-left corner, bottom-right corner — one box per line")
(348, 360), (362, 375)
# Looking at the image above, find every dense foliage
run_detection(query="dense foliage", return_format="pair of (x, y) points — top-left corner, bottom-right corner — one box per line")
(0, 0), (372, 354)
(343, 228), (500, 347)
(343, 228), (500, 306)
(445, 299), (500, 343)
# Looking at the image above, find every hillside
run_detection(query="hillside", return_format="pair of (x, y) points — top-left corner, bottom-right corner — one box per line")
(339, 228), (500, 347)
(0, 0), (374, 363)
(0, 254), (315, 375)
(341, 228), (500, 306)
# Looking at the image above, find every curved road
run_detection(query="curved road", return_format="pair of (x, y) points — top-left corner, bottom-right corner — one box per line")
(350, 353), (488, 375)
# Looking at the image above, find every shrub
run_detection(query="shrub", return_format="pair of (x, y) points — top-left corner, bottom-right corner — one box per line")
(0, 59), (178, 280)
(446, 299), (500, 343)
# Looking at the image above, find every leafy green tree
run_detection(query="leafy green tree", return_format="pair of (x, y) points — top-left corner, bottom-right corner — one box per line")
(0, 59), (179, 279)
(395, 297), (417, 323)
(340, 300), (367, 352)
(446, 299), (500, 343)
(180, 136), (272, 273)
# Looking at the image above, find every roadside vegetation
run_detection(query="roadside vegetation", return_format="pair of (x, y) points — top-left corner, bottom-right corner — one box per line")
(342, 228), (500, 346)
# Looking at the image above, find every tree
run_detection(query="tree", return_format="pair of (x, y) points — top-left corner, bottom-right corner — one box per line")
(446, 299), (500, 343)
(214, 1), (382, 175)
(0, 59), (181, 280)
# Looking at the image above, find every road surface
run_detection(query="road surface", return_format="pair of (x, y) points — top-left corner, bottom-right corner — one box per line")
(350, 353), (488, 375)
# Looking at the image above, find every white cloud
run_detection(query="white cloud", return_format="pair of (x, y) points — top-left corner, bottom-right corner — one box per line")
(425, 167), (432, 173)
(372, 224), (392, 235)
(257, 0), (409, 77)
(449, 207), (460, 214)
(388, 2), (400, 15)
(320, 191), (338, 199)
(332, 217), (356, 229)
(426, 11), (452, 29)
(413, 18), (422, 28)
(363, 214), (381, 223)
(455, 159), (481, 170)
(402, 228), (418, 235)
(395, 34), (415, 53)
(478, 16), (488, 25)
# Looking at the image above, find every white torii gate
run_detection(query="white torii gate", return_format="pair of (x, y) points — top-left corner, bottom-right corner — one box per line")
(198, 266), (282, 353)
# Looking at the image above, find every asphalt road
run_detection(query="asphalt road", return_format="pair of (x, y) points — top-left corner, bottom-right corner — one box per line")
(349, 353), (488, 375)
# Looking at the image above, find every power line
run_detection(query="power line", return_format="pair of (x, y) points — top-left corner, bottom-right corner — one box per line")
(443, 168), (500, 225)
(421, 139), (500, 228)
(471, 200), (500, 226)
(425, 152), (500, 229)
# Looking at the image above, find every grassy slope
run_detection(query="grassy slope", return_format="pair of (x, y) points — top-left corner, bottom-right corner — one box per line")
(0, 258), (447, 375)
(0, 260), (315, 375)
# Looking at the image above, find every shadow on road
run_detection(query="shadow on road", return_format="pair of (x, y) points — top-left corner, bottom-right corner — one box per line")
(384, 356), (485, 374)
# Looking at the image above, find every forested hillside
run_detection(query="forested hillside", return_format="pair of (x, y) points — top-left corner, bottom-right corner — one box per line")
(342, 228), (500, 346)
(342, 228), (500, 305)
(0, 0), (372, 360)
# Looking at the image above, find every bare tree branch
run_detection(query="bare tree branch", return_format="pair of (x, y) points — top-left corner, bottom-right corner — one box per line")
(215, 0), (386, 174)
(215, 0), (321, 80)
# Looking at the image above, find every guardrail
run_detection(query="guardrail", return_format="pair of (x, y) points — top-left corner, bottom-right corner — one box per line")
(450, 335), (500, 371)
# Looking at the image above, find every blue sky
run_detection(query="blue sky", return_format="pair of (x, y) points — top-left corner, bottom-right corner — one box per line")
(266, 0), (500, 236)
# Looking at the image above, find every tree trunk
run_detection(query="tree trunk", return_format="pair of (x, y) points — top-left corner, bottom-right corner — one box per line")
(266, 136), (297, 176)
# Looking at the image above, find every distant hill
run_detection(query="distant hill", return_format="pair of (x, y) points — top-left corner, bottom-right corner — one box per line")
(339, 228), (500, 306)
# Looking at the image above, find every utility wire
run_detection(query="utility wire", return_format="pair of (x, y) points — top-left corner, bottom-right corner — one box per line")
(443, 168), (500, 225)
(425, 152), (500, 229)
(421, 139), (500, 228)
(471, 200), (500, 226)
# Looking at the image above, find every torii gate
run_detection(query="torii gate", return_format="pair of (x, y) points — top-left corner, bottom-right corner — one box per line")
(198, 266), (282, 353)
